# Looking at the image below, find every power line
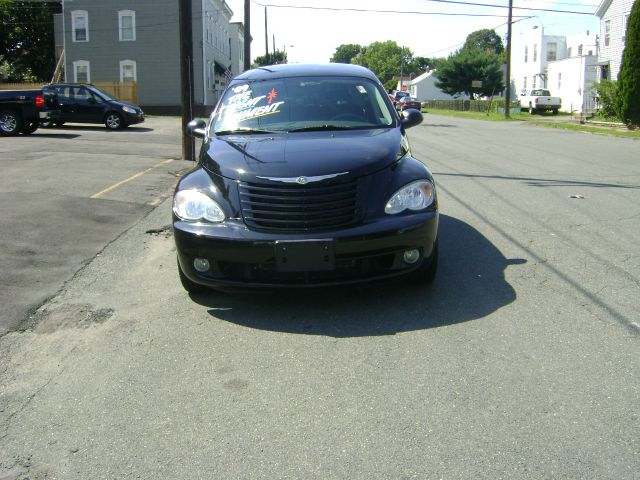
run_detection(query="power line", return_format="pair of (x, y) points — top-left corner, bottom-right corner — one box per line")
(248, 2), (527, 18)
(417, 0), (596, 14)
(251, 0), (595, 16)
(421, 15), (533, 56)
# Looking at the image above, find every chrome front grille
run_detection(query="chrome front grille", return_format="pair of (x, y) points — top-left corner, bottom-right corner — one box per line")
(239, 178), (359, 232)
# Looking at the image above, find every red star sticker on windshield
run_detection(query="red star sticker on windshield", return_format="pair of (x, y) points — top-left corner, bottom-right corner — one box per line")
(267, 88), (278, 104)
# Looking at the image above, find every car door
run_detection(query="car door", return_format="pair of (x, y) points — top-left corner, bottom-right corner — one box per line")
(72, 87), (105, 123)
(55, 86), (75, 122)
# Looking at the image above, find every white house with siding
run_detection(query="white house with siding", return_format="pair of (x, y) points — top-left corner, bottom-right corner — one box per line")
(510, 26), (567, 96)
(509, 26), (601, 113)
(408, 70), (468, 101)
(547, 55), (599, 113)
(595, 0), (634, 80)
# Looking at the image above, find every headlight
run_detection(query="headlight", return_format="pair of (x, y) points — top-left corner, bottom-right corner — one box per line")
(173, 190), (226, 222)
(385, 180), (435, 214)
(122, 106), (136, 113)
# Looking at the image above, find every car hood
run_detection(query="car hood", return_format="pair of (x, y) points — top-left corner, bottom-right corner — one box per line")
(201, 128), (404, 182)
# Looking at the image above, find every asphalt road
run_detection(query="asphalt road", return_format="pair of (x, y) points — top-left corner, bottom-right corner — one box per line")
(0, 118), (193, 334)
(1, 115), (638, 479)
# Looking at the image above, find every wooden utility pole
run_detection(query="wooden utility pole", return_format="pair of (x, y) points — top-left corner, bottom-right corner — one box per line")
(505, 0), (514, 118)
(264, 7), (269, 62)
(179, 0), (194, 160)
(244, 0), (251, 71)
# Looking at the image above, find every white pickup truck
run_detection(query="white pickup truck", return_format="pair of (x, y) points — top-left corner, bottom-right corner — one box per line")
(520, 89), (561, 114)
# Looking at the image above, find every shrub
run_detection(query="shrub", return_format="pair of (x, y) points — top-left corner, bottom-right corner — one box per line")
(594, 80), (618, 119)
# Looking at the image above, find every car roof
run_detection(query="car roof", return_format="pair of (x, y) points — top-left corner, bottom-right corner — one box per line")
(234, 63), (380, 82)
(45, 83), (95, 88)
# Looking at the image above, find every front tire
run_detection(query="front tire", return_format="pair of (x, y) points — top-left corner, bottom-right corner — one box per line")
(177, 259), (209, 294)
(0, 110), (23, 136)
(552, 109), (559, 115)
(105, 112), (124, 130)
(529, 104), (536, 115)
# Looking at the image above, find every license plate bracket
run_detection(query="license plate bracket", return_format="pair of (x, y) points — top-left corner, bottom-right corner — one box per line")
(275, 240), (335, 272)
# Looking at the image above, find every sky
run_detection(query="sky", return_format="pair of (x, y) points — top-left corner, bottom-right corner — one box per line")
(224, 0), (602, 64)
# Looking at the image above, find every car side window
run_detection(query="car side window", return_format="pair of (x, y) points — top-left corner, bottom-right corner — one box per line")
(89, 91), (103, 103)
(74, 88), (91, 101)
(55, 86), (70, 101)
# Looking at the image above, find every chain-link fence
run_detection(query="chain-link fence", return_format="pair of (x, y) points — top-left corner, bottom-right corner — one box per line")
(426, 98), (521, 113)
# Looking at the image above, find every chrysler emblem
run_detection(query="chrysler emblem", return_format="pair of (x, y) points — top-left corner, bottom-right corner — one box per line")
(256, 172), (349, 184)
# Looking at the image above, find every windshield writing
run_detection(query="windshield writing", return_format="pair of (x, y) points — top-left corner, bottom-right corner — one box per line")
(212, 77), (394, 134)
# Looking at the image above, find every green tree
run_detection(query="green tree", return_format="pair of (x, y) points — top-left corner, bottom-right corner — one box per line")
(435, 47), (504, 98)
(0, 0), (60, 82)
(253, 50), (288, 67)
(616, 0), (640, 128)
(358, 41), (411, 90)
(407, 56), (444, 75)
(330, 44), (363, 64)
(463, 29), (505, 56)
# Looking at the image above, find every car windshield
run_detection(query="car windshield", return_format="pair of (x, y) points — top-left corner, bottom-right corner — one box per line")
(211, 76), (395, 134)
(88, 86), (117, 102)
(403, 97), (418, 102)
(532, 89), (551, 96)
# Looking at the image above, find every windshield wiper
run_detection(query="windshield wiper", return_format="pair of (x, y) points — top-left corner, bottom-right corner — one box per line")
(215, 128), (283, 135)
(288, 125), (357, 132)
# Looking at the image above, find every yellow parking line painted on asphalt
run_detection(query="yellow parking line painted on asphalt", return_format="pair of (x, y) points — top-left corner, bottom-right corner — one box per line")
(90, 159), (174, 199)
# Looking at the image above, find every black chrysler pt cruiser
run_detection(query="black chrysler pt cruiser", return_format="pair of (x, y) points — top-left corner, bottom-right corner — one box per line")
(174, 64), (438, 293)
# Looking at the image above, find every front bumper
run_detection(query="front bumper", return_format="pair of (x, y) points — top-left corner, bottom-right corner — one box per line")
(174, 212), (438, 289)
(123, 110), (144, 125)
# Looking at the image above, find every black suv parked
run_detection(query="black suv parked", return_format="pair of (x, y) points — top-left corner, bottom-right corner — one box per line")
(42, 83), (144, 130)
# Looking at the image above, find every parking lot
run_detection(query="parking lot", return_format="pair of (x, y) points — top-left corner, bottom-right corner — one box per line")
(0, 118), (193, 334)
(1, 115), (638, 479)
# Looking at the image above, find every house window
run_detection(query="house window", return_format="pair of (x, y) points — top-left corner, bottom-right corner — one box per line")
(567, 47), (573, 57)
(605, 20), (611, 47)
(523, 77), (527, 91)
(532, 76), (537, 89)
(524, 46), (528, 62)
(533, 44), (538, 62)
(558, 73), (562, 90)
(119, 10), (136, 41)
(547, 42), (557, 61)
(71, 10), (89, 42)
(73, 60), (90, 82)
(120, 60), (137, 82)
(578, 44), (583, 56)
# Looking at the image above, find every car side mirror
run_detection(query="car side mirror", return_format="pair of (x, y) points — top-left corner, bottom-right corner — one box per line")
(401, 109), (423, 129)
(186, 119), (207, 139)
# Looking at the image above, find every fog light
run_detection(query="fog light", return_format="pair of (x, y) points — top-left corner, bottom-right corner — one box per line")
(403, 249), (420, 264)
(193, 258), (210, 272)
